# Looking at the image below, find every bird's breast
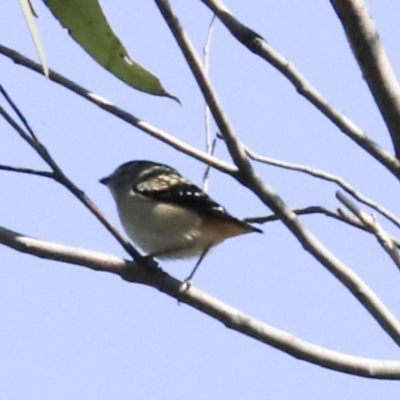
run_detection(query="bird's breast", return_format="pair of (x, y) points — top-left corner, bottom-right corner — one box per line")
(117, 195), (211, 257)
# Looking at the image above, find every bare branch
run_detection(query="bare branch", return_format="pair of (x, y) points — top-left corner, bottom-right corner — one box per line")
(247, 206), (400, 249)
(331, 0), (400, 157)
(0, 164), (54, 179)
(370, 217), (400, 272)
(245, 146), (400, 230)
(0, 44), (235, 175)
(199, 0), (400, 180)
(247, 205), (367, 228)
(1, 224), (400, 380)
(0, 84), (38, 141)
(337, 192), (400, 272)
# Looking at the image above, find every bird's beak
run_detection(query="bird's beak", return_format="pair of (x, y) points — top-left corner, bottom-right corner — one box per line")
(99, 176), (110, 186)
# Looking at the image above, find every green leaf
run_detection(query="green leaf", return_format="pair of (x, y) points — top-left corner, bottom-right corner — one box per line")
(20, 0), (49, 77)
(44, 0), (178, 100)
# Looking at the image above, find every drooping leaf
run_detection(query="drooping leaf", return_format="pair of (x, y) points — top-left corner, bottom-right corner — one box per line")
(44, 0), (178, 100)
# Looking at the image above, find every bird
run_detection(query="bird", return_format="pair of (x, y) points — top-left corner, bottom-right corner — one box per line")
(100, 160), (262, 281)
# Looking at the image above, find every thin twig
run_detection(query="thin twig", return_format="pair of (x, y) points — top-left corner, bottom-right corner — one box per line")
(202, 14), (217, 193)
(247, 205), (366, 228)
(0, 83), (38, 141)
(370, 215), (400, 272)
(0, 164), (53, 179)
(246, 206), (400, 249)
(2, 224), (400, 379)
(245, 146), (400, 230)
(337, 191), (400, 272)
(202, 136), (217, 192)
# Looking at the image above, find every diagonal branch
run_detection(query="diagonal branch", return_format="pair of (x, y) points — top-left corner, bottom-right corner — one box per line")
(0, 44), (235, 175)
(1, 224), (400, 380)
(331, 0), (400, 157)
(0, 84), (38, 141)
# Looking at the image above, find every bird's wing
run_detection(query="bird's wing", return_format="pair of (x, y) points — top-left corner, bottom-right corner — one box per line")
(134, 173), (262, 234)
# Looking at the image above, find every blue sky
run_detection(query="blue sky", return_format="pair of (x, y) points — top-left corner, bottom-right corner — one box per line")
(1, 1), (400, 398)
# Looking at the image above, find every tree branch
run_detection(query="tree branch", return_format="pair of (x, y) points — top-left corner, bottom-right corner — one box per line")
(0, 164), (54, 179)
(1, 224), (400, 380)
(246, 205), (400, 249)
(337, 191), (400, 272)
(0, 84), (38, 141)
(0, 44), (235, 175)
(244, 145), (400, 230)
(331, 0), (400, 157)
(199, 0), (400, 179)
